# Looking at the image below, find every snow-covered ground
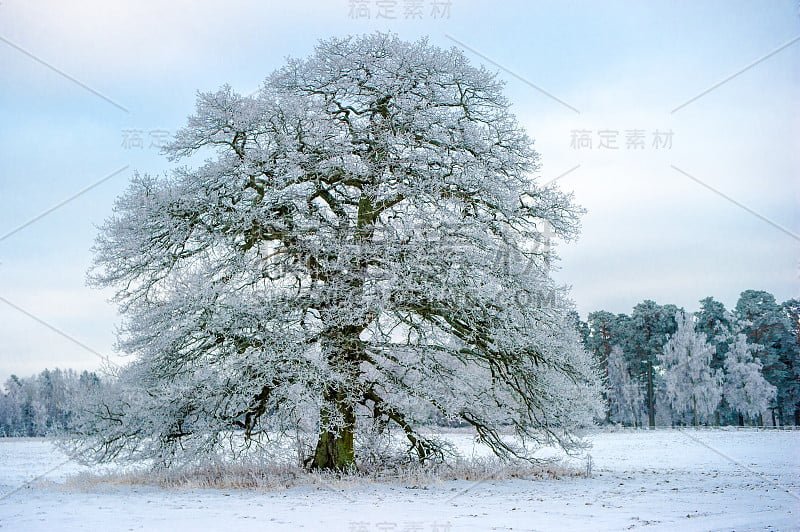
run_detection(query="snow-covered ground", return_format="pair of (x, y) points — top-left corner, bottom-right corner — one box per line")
(0, 429), (797, 531)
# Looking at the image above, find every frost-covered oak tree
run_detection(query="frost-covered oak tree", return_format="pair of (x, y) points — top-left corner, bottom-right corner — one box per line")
(63, 34), (602, 470)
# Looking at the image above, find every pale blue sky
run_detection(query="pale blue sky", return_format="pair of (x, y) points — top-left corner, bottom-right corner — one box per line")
(0, 1), (798, 381)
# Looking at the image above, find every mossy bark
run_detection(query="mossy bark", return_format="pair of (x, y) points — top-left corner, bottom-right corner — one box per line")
(310, 387), (356, 471)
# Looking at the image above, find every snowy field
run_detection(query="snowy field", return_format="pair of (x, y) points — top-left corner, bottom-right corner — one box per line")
(0, 429), (797, 531)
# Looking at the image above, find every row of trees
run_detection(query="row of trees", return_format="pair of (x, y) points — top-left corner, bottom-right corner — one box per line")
(3, 291), (794, 437)
(0, 369), (102, 437)
(2, 291), (794, 438)
(578, 291), (800, 427)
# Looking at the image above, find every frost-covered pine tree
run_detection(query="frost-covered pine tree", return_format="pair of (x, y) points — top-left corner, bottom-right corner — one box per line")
(61, 33), (602, 471)
(659, 312), (722, 426)
(723, 334), (776, 424)
(606, 345), (645, 426)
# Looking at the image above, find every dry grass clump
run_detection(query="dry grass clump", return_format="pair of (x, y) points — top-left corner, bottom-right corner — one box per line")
(63, 454), (585, 492)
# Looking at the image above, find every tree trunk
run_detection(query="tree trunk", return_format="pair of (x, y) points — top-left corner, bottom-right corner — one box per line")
(310, 387), (356, 471)
(307, 189), (375, 472)
(647, 361), (655, 428)
(693, 396), (698, 427)
(311, 425), (354, 471)
(629, 403), (638, 429)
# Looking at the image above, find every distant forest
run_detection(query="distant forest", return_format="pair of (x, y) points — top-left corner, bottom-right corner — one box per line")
(575, 290), (799, 427)
(2, 289), (797, 436)
(0, 368), (102, 437)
